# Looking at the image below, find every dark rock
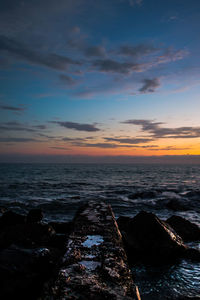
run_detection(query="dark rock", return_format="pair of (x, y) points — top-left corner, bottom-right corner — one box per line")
(49, 221), (73, 234)
(0, 206), (7, 214)
(166, 215), (200, 241)
(0, 244), (59, 299)
(0, 211), (25, 228)
(166, 199), (190, 211)
(183, 248), (200, 262)
(121, 211), (187, 264)
(183, 190), (200, 199)
(47, 234), (67, 251)
(27, 209), (43, 223)
(117, 216), (132, 232)
(0, 223), (56, 249)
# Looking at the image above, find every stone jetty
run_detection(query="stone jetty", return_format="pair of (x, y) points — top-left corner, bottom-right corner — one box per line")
(42, 201), (141, 300)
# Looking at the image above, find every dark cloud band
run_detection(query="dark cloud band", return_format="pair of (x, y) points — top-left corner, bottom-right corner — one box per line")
(51, 121), (100, 132)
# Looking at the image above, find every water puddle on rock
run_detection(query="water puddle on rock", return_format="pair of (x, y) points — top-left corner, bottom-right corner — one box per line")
(82, 235), (103, 248)
(79, 260), (101, 271)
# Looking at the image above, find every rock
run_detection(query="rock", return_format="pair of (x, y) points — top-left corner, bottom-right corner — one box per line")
(117, 216), (132, 232)
(0, 244), (59, 299)
(0, 211), (25, 228)
(166, 215), (200, 241)
(0, 223), (56, 249)
(42, 201), (141, 300)
(27, 209), (43, 223)
(120, 211), (187, 264)
(183, 248), (200, 262)
(0, 206), (7, 214)
(166, 199), (190, 211)
(47, 234), (67, 251)
(49, 221), (73, 234)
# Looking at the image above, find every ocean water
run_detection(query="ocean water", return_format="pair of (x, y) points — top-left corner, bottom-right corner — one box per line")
(0, 163), (199, 299)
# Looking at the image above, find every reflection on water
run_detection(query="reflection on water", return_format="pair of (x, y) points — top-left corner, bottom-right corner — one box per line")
(82, 235), (104, 248)
(133, 259), (200, 300)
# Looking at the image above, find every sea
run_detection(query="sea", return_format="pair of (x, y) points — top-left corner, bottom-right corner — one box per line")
(0, 163), (199, 300)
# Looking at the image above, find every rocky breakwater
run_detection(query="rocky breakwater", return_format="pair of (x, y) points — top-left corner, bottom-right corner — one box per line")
(42, 201), (141, 300)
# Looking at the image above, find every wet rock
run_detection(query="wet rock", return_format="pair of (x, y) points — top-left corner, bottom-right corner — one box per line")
(0, 244), (59, 299)
(27, 209), (43, 223)
(166, 215), (200, 241)
(183, 248), (200, 262)
(117, 216), (132, 232)
(47, 234), (67, 251)
(183, 190), (200, 199)
(166, 199), (190, 211)
(0, 223), (56, 249)
(0, 211), (25, 228)
(0, 206), (7, 214)
(42, 201), (141, 300)
(49, 221), (73, 234)
(120, 211), (187, 264)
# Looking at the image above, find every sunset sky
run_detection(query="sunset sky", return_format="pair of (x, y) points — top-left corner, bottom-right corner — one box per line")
(0, 0), (200, 162)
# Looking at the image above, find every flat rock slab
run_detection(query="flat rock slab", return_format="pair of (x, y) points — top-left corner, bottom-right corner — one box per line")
(42, 201), (141, 300)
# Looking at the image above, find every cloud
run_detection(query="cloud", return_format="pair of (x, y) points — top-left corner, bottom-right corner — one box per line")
(0, 121), (47, 132)
(51, 121), (101, 132)
(80, 142), (120, 148)
(33, 125), (47, 130)
(37, 133), (63, 140)
(62, 135), (150, 148)
(0, 104), (26, 112)
(104, 137), (153, 144)
(122, 119), (163, 129)
(0, 137), (39, 143)
(92, 59), (142, 74)
(119, 44), (158, 57)
(92, 46), (186, 76)
(148, 146), (190, 151)
(59, 74), (76, 86)
(77, 142), (137, 148)
(62, 137), (88, 142)
(84, 46), (106, 57)
(72, 141), (160, 149)
(155, 48), (187, 65)
(0, 35), (81, 70)
(139, 77), (161, 93)
(122, 119), (200, 139)
(49, 146), (70, 150)
(0, 124), (35, 132)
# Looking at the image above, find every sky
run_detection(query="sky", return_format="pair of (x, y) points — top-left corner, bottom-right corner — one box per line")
(0, 0), (200, 163)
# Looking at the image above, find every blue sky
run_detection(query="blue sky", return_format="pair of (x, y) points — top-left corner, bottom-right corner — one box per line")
(0, 0), (200, 162)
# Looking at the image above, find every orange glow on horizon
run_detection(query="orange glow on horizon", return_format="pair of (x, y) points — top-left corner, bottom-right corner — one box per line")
(0, 138), (199, 157)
